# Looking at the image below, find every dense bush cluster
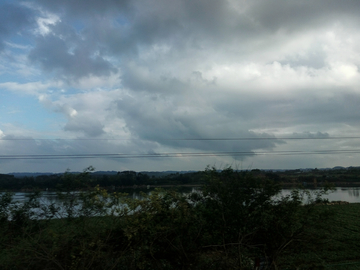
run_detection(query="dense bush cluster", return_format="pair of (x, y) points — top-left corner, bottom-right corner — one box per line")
(0, 167), (333, 269)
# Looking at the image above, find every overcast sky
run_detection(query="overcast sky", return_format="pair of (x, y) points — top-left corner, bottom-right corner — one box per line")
(1, 0), (360, 173)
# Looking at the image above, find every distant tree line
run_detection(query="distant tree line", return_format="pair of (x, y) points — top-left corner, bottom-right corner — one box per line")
(0, 169), (207, 191)
(1, 166), (359, 191)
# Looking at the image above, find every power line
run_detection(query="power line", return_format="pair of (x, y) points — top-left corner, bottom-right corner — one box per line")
(1, 149), (360, 160)
(153, 137), (360, 141)
(1, 136), (360, 141)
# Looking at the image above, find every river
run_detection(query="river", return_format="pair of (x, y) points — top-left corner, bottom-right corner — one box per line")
(6, 186), (360, 203)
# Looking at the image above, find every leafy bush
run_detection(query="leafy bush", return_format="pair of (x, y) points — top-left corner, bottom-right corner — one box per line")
(0, 167), (334, 270)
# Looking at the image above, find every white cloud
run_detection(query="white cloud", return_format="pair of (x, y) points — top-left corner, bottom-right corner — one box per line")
(2, 0), (360, 172)
(72, 71), (122, 90)
(0, 81), (50, 96)
(21, 2), (60, 36)
(35, 13), (60, 36)
(4, 42), (30, 50)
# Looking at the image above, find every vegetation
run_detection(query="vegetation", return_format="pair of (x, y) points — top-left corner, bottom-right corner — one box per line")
(279, 203), (360, 269)
(1, 166), (360, 192)
(0, 169), (206, 191)
(0, 167), (358, 269)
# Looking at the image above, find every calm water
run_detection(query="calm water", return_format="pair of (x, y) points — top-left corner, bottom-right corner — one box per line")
(1, 187), (358, 220)
(281, 187), (360, 203)
(7, 187), (360, 203)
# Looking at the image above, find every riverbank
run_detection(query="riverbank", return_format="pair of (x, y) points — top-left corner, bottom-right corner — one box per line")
(5, 185), (360, 205)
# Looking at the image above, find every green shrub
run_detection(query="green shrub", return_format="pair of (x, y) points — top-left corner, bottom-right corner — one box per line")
(0, 166), (335, 270)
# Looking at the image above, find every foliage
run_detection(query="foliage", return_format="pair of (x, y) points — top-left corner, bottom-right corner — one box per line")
(0, 166), (342, 270)
(0, 170), (205, 191)
(192, 167), (335, 269)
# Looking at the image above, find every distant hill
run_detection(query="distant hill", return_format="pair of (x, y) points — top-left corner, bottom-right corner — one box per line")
(7, 170), (197, 178)
(91, 171), (118, 176)
(6, 167), (359, 178)
(332, 166), (345, 170)
(9, 172), (57, 178)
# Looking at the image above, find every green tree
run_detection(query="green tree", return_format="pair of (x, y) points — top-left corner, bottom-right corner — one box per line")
(193, 167), (333, 269)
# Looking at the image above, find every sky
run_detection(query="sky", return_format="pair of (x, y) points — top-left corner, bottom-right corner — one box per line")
(1, 0), (360, 173)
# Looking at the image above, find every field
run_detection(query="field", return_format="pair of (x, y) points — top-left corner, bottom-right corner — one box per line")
(280, 203), (360, 269)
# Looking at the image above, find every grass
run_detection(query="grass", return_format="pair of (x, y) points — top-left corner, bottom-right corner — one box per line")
(321, 203), (360, 268)
(279, 203), (360, 269)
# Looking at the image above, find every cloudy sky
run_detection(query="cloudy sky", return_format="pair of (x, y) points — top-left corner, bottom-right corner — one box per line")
(1, 0), (360, 173)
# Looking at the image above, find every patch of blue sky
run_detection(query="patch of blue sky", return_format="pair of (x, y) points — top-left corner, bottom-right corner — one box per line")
(6, 30), (33, 47)
(0, 45), (36, 81)
(0, 74), (35, 85)
(71, 19), (86, 34)
(6, 37), (31, 50)
(0, 92), (65, 135)
(0, 61), (51, 89)
(57, 87), (84, 96)
(115, 15), (130, 27)
(4, 44), (30, 56)
(0, 0), (15, 5)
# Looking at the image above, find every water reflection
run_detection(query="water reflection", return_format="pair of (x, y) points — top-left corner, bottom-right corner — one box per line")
(3, 187), (360, 205)
(344, 188), (360, 198)
(281, 187), (360, 203)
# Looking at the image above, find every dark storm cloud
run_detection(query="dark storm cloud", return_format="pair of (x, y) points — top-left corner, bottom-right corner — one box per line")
(26, 0), (360, 82)
(247, 0), (360, 32)
(99, 0), (360, 55)
(115, 94), (282, 155)
(121, 65), (187, 93)
(291, 132), (330, 139)
(213, 91), (360, 130)
(100, 0), (256, 57)
(28, 33), (116, 80)
(291, 92), (360, 126)
(0, 3), (36, 50)
(79, 6), (187, 59)
(12, 0), (359, 66)
(34, 0), (133, 18)
(27, 0), (258, 69)
(64, 117), (105, 137)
